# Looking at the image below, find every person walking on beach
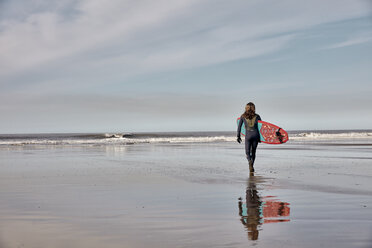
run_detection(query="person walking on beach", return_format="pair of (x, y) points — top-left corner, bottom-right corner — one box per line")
(237, 102), (261, 172)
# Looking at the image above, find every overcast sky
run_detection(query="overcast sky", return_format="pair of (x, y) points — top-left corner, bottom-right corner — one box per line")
(1, 0), (372, 133)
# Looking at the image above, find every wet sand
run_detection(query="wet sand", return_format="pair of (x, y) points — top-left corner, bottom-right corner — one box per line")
(0, 141), (372, 247)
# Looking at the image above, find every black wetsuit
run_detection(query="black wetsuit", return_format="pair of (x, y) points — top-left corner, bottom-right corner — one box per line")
(237, 114), (261, 163)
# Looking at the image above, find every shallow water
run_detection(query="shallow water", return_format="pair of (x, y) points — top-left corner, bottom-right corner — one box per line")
(0, 141), (372, 247)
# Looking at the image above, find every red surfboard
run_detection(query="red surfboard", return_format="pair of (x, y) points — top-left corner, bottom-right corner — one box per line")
(237, 118), (289, 144)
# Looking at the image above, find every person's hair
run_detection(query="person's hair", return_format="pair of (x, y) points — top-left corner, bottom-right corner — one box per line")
(242, 102), (256, 120)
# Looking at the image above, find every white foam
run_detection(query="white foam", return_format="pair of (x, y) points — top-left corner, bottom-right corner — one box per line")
(104, 133), (123, 138)
(290, 132), (372, 140)
(0, 136), (236, 146)
(2, 131), (372, 146)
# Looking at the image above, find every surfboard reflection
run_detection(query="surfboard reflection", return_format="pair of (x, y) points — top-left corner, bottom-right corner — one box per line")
(238, 172), (290, 240)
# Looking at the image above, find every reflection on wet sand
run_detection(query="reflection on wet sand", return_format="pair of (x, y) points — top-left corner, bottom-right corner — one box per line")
(238, 172), (290, 240)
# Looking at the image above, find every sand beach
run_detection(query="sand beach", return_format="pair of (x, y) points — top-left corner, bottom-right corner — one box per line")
(0, 131), (372, 248)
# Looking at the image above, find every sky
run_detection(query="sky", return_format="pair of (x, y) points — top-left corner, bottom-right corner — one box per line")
(0, 0), (372, 133)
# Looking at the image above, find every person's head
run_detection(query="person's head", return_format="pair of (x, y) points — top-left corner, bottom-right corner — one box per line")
(242, 102), (256, 119)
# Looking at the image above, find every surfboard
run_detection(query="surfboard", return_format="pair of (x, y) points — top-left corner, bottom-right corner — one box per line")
(236, 117), (289, 144)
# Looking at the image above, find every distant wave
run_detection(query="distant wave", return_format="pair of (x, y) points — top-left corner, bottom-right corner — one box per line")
(290, 131), (372, 140)
(1, 130), (372, 146)
(0, 132), (235, 146)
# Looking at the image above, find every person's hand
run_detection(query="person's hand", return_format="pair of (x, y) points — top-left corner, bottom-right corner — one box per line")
(237, 136), (242, 143)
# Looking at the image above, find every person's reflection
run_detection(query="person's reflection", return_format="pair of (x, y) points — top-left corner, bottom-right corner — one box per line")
(238, 172), (290, 241)
(238, 172), (262, 240)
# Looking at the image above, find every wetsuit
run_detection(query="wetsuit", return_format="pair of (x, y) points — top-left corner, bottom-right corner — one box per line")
(237, 114), (261, 163)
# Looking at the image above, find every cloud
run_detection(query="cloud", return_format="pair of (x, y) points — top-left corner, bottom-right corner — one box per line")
(0, 0), (371, 132)
(0, 0), (197, 76)
(0, 0), (370, 87)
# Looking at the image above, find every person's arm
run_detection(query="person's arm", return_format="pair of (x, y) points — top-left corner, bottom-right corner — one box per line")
(256, 115), (262, 143)
(237, 118), (243, 143)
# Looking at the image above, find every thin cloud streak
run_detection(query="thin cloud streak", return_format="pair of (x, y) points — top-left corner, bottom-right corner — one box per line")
(324, 33), (372, 49)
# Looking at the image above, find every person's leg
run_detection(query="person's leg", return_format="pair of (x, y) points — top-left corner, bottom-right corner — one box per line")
(245, 138), (252, 161)
(251, 139), (259, 165)
(245, 138), (254, 172)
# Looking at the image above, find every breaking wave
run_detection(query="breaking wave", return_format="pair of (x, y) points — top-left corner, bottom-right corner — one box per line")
(1, 130), (372, 146)
(290, 131), (372, 140)
(0, 132), (235, 146)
